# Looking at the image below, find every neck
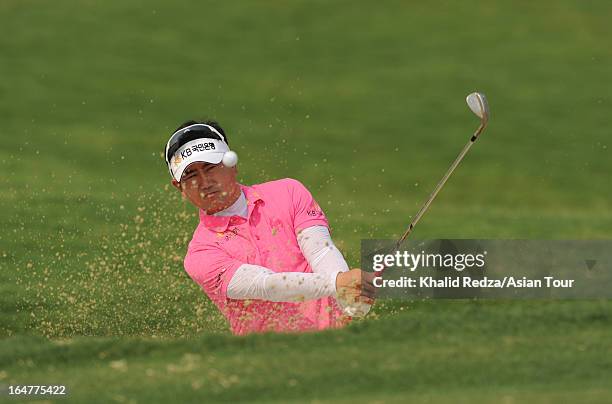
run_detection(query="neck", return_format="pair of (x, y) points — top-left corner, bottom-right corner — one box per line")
(204, 183), (241, 215)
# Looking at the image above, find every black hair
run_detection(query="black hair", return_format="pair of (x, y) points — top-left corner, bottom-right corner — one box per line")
(165, 119), (229, 164)
(173, 120), (228, 145)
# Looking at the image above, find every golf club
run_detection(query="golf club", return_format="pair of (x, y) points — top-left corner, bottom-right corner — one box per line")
(395, 92), (490, 250)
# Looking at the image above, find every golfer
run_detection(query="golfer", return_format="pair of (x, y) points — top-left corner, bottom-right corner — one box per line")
(165, 120), (375, 335)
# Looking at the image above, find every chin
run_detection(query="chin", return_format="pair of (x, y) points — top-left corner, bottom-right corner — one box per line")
(200, 201), (222, 214)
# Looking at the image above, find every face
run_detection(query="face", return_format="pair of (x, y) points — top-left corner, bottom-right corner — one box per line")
(171, 161), (240, 214)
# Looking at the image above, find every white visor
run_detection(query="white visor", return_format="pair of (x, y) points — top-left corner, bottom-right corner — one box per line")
(168, 138), (230, 182)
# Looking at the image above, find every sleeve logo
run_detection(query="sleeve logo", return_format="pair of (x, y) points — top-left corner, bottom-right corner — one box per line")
(306, 201), (323, 217)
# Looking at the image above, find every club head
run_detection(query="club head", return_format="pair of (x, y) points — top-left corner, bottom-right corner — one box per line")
(466, 92), (489, 124)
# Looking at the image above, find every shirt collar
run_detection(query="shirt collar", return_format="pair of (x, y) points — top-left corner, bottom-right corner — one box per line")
(199, 184), (264, 232)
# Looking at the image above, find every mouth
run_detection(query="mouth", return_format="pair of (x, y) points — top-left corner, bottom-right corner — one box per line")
(199, 190), (219, 199)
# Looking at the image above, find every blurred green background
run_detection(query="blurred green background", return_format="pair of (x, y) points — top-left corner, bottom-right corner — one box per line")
(1, 0), (611, 402)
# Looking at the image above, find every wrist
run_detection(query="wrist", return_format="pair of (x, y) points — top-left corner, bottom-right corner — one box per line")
(331, 270), (342, 297)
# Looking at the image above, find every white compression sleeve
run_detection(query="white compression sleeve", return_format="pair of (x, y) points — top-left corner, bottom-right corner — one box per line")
(297, 225), (350, 277)
(299, 225), (371, 317)
(227, 264), (337, 302)
(226, 226), (349, 302)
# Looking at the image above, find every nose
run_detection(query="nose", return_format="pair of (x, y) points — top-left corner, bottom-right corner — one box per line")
(195, 167), (215, 188)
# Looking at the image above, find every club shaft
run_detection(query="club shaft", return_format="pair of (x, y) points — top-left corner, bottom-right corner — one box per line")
(396, 123), (485, 249)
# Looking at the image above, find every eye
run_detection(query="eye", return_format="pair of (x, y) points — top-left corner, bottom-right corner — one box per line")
(184, 171), (196, 178)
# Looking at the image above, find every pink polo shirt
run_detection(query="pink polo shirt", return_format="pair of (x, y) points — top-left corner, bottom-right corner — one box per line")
(183, 178), (348, 335)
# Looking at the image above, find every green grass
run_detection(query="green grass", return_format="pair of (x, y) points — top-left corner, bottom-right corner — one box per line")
(2, 301), (611, 403)
(1, 0), (612, 402)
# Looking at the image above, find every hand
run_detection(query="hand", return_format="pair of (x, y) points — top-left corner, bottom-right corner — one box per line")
(335, 269), (376, 317)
